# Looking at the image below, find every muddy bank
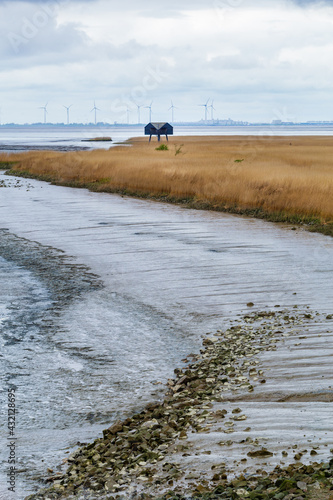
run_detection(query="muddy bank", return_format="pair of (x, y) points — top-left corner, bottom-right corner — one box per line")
(5, 168), (333, 240)
(0, 230), (103, 306)
(25, 307), (333, 499)
(0, 145), (91, 152)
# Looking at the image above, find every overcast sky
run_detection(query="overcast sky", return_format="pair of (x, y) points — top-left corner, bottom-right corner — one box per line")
(1, 0), (333, 124)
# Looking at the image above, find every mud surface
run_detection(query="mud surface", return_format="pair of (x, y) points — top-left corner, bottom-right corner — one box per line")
(0, 171), (332, 499)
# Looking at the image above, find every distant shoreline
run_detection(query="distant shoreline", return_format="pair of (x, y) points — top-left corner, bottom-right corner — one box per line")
(0, 144), (90, 153)
(2, 122), (333, 128)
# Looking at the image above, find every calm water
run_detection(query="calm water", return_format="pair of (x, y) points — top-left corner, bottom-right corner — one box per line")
(1, 124), (333, 153)
(0, 132), (333, 498)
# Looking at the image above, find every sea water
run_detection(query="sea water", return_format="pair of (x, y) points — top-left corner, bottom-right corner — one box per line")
(1, 124), (333, 154)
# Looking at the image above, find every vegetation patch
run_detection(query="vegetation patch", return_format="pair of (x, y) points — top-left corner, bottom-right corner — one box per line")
(174, 144), (184, 156)
(82, 137), (112, 142)
(91, 177), (112, 184)
(0, 160), (19, 169)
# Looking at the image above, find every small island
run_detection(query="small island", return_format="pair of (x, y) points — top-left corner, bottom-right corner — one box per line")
(81, 137), (112, 142)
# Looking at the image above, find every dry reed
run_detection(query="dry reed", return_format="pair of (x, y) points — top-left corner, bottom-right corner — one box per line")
(1, 136), (333, 221)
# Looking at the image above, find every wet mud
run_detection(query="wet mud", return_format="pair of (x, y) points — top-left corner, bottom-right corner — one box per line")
(0, 171), (332, 499)
(25, 307), (333, 500)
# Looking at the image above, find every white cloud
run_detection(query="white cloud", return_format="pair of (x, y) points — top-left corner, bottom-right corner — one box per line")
(1, 0), (333, 123)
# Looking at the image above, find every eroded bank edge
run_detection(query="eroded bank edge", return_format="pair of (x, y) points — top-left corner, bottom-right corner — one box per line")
(4, 169), (333, 240)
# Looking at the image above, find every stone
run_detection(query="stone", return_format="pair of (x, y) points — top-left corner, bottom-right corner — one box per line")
(141, 419), (159, 429)
(247, 448), (274, 458)
(236, 488), (250, 497)
(103, 422), (123, 437)
(297, 481), (307, 492)
(276, 478), (297, 491)
(186, 472), (200, 480)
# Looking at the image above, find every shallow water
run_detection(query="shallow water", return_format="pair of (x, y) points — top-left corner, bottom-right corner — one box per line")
(0, 171), (332, 498)
(1, 124), (333, 154)
(0, 126), (137, 153)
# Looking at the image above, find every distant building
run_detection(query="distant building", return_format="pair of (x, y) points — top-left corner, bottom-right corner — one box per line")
(144, 122), (173, 142)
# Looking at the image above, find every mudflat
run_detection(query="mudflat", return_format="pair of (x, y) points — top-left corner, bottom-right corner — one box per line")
(25, 306), (333, 500)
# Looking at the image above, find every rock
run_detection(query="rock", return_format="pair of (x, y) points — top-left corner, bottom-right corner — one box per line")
(297, 481), (307, 492)
(103, 422), (123, 437)
(247, 448), (274, 458)
(141, 419), (159, 429)
(171, 384), (182, 393)
(186, 472), (200, 480)
(177, 375), (189, 385)
(179, 430), (188, 440)
(276, 478), (297, 491)
(105, 478), (117, 491)
(216, 409), (228, 416)
(236, 488), (250, 497)
(202, 338), (215, 346)
(195, 484), (208, 493)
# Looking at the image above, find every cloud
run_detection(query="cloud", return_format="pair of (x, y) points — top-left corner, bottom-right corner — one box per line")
(1, 0), (333, 123)
(0, 4), (88, 65)
(290, 0), (333, 3)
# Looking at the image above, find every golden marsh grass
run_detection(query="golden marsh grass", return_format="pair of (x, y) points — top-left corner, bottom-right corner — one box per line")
(1, 135), (333, 221)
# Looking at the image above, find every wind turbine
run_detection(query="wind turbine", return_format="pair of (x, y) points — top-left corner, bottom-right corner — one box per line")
(126, 107), (130, 125)
(168, 100), (178, 123)
(63, 104), (73, 125)
(209, 100), (216, 122)
(199, 98), (210, 122)
(91, 101), (100, 125)
(39, 103), (48, 124)
(145, 101), (153, 122)
(136, 104), (143, 124)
